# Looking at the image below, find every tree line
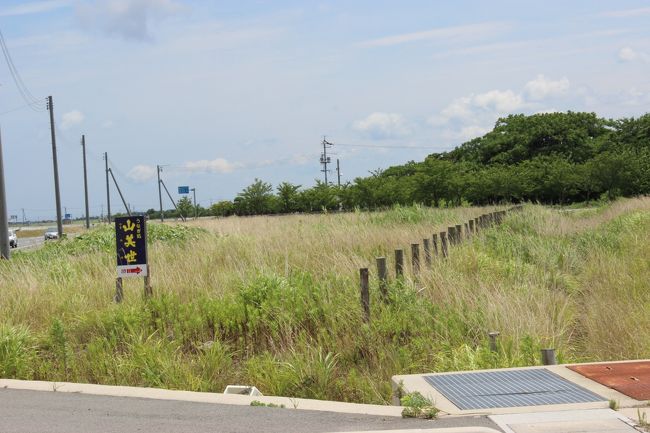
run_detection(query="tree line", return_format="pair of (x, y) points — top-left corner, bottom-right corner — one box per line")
(144, 111), (650, 218)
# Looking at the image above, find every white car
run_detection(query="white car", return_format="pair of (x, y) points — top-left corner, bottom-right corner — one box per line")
(44, 227), (59, 240)
(8, 230), (17, 248)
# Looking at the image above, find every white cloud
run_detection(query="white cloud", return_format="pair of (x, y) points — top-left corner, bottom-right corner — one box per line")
(442, 125), (491, 142)
(182, 158), (240, 174)
(76, 0), (184, 41)
(535, 108), (561, 114)
(127, 164), (156, 182)
(0, 0), (72, 17)
(432, 89), (525, 126)
(473, 89), (524, 112)
(430, 74), (574, 144)
(358, 22), (509, 47)
(524, 75), (570, 100)
(618, 46), (649, 63)
(353, 112), (412, 139)
(60, 110), (84, 130)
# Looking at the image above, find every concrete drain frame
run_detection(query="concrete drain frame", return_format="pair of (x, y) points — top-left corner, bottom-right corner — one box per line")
(392, 361), (650, 415)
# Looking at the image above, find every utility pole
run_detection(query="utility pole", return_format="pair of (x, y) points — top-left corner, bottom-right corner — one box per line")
(157, 165), (164, 222)
(0, 128), (10, 259)
(47, 96), (63, 239)
(336, 158), (341, 187)
(21, 208), (25, 225)
(104, 152), (111, 223)
(81, 135), (90, 229)
(191, 187), (197, 219)
(320, 137), (333, 185)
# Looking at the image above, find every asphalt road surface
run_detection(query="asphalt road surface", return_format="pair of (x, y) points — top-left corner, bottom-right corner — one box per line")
(0, 389), (500, 433)
(15, 236), (45, 251)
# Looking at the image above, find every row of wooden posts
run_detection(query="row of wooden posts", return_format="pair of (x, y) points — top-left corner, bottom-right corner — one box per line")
(358, 206), (523, 322)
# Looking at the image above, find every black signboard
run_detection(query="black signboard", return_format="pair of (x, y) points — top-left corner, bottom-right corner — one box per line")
(115, 215), (148, 277)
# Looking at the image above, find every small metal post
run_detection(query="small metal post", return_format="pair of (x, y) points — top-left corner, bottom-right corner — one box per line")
(376, 257), (388, 302)
(488, 331), (500, 352)
(395, 249), (404, 277)
(541, 348), (557, 365)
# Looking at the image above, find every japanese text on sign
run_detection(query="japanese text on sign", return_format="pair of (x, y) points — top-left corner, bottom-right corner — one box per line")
(115, 215), (148, 278)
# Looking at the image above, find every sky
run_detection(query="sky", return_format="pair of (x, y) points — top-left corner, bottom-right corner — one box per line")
(0, 0), (649, 220)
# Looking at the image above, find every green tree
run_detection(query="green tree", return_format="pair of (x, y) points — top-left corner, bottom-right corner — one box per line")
(176, 196), (193, 219)
(210, 200), (235, 217)
(236, 179), (274, 215)
(276, 182), (301, 213)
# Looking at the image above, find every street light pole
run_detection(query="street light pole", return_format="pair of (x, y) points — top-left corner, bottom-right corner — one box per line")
(191, 187), (197, 219)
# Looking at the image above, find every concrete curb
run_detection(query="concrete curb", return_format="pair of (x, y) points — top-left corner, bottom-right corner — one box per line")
(327, 429), (501, 433)
(0, 379), (404, 417)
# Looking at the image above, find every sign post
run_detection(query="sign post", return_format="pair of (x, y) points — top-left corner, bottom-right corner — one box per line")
(114, 215), (151, 301)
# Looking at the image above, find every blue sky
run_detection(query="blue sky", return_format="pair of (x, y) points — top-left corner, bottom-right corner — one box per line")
(0, 0), (649, 220)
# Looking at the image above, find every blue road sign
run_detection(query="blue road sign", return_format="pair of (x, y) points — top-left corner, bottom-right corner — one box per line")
(178, 186), (190, 194)
(64, 213), (71, 219)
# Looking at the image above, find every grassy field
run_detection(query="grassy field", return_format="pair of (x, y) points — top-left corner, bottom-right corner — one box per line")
(1, 200), (649, 404)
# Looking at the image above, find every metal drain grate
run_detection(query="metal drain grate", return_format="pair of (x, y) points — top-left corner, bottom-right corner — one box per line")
(424, 368), (605, 410)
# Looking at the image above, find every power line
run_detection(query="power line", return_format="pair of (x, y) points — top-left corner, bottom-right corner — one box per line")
(0, 26), (46, 111)
(0, 101), (45, 117)
(335, 143), (440, 150)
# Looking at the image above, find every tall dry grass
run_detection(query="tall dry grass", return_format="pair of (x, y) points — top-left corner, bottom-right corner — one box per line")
(0, 200), (649, 404)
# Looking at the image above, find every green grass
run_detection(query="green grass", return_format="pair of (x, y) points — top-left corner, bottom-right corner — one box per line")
(1, 200), (649, 404)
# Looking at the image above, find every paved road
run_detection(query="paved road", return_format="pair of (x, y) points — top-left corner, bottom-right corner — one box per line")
(0, 389), (500, 433)
(15, 236), (45, 251)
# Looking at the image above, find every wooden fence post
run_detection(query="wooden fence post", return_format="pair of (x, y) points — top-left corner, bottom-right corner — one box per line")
(448, 226), (456, 245)
(360, 268), (370, 323)
(411, 243), (420, 275)
(432, 233), (439, 256)
(469, 219), (475, 234)
(395, 249), (404, 277)
(423, 238), (431, 268)
(376, 257), (388, 302)
(464, 222), (470, 239)
(455, 224), (463, 242)
(440, 232), (448, 258)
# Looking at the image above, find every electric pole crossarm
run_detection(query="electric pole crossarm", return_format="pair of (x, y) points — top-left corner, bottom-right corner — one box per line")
(160, 179), (185, 222)
(108, 168), (131, 216)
